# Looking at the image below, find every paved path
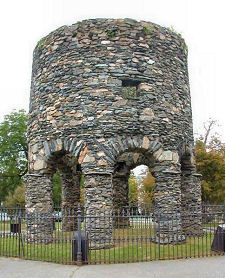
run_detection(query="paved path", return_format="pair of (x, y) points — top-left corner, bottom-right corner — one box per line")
(0, 256), (224, 278)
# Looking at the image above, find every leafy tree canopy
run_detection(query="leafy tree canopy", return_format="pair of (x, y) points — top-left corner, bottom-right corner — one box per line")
(195, 119), (225, 204)
(128, 172), (138, 207)
(141, 171), (155, 205)
(0, 110), (28, 203)
(195, 138), (225, 203)
(4, 183), (25, 208)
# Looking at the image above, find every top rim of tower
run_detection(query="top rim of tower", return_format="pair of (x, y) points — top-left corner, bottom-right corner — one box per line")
(35, 18), (186, 53)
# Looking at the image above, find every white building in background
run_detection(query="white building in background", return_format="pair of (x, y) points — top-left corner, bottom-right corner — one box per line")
(132, 165), (149, 209)
(133, 165), (148, 183)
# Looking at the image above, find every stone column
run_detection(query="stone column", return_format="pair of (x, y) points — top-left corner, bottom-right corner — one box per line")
(112, 173), (129, 227)
(61, 169), (81, 231)
(113, 175), (129, 210)
(153, 164), (185, 244)
(26, 173), (53, 243)
(181, 167), (203, 235)
(84, 173), (113, 249)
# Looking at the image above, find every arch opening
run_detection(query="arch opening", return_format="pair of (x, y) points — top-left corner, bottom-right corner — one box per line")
(131, 165), (155, 211)
(47, 150), (83, 232)
(112, 149), (156, 227)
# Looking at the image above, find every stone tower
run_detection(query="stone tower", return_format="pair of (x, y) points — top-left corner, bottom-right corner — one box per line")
(26, 18), (202, 245)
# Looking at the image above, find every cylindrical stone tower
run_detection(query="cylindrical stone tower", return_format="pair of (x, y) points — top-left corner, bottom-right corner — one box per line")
(26, 18), (202, 245)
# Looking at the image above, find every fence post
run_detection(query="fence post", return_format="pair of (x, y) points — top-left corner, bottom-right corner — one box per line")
(18, 210), (21, 257)
(77, 203), (82, 266)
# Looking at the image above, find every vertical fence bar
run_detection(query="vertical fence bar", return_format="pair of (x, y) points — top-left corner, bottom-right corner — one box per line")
(77, 204), (82, 266)
(158, 213), (161, 260)
(1, 205), (225, 265)
(112, 209), (115, 264)
(127, 207), (130, 263)
(144, 207), (147, 262)
(167, 210), (170, 260)
(202, 212), (204, 257)
(122, 209), (125, 263)
(103, 208), (106, 264)
(18, 210), (21, 258)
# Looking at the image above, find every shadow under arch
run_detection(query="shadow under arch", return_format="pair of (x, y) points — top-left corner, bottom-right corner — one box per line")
(112, 148), (157, 221)
(25, 138), (87, 243)
(45, 148), (83, 232)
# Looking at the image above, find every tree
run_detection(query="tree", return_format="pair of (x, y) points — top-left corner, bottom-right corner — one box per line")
(4, 183), (25, 208)
(195, 139), (225, 203)
(52, 173), (62, 207)
(128, 168), (155, 208)
(140, 171), (155, 204)
(0, 110), (86, 207)
(128, 172), (138, 207)
(203, 119), (217, 145)
(52, 173), (85, 208)
(195, 120), (225, 204)
(0, 110), (28, 203)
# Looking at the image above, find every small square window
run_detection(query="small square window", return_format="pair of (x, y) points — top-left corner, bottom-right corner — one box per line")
(121, 79), (141, 99)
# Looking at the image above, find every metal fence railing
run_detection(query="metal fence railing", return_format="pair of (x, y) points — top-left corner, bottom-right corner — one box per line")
(0, 205), (224, 265)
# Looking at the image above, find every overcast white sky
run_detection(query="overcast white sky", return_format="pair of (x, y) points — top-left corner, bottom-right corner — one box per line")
(0, 0), (224, 140)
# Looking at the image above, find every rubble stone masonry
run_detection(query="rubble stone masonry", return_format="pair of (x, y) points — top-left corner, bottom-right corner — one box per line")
(26, 18), (202, 245)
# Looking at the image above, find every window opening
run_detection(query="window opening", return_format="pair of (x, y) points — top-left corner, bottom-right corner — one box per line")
(121, 79), (141, 99)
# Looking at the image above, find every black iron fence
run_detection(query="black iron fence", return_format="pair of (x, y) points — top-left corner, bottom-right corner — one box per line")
(0, 205), (224, 265)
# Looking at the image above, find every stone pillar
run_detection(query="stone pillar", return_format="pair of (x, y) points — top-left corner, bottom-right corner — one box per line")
(153, 165), (185, 244)
(181, 167), (203, 235)
(61, 169), (81, 231)
(113, 174), (129, 210)
(26, 173), (53, 243)
(84, 173), (113, 249)
(112, 173), (129, 227)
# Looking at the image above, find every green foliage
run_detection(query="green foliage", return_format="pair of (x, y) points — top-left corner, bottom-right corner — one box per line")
(0, 110), (86, 207)
(122, 86), (137, 99)
(128, 170), (155, 206)
(4, 183), (25, 208)
(106, 29), (116, 39)
(142, 27), (151, 35)
(168, 25), (176, 33)
(37, 38), (46, 50)
(195, 137), (225, 203)
(140, 171), (155, 204)
(72, 31), (77, 38)
(168, 25), (182, 38)
(37, 36), (51, 51)
(0, 110), (28, 203)
(52, 173), (62, 207)
(51, 173), (85, 207)
(128, 173), (138, 206)
(80, 174), (84, 188)
(183, 42), (188, 52)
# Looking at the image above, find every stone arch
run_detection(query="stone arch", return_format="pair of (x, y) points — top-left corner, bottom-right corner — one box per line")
(104, 136), (162, 214)
(26, 137), (87, 239)
(28, 138), (86, 174)
(43, 138), (86, 164)
(95, 135), (164, 167)
(91, 135), (185, 243)
(43, 138), (87, 231)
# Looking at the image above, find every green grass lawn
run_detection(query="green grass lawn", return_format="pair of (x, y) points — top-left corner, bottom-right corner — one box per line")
(0, 227), (223, 265)
(203, 222), (222, 228)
